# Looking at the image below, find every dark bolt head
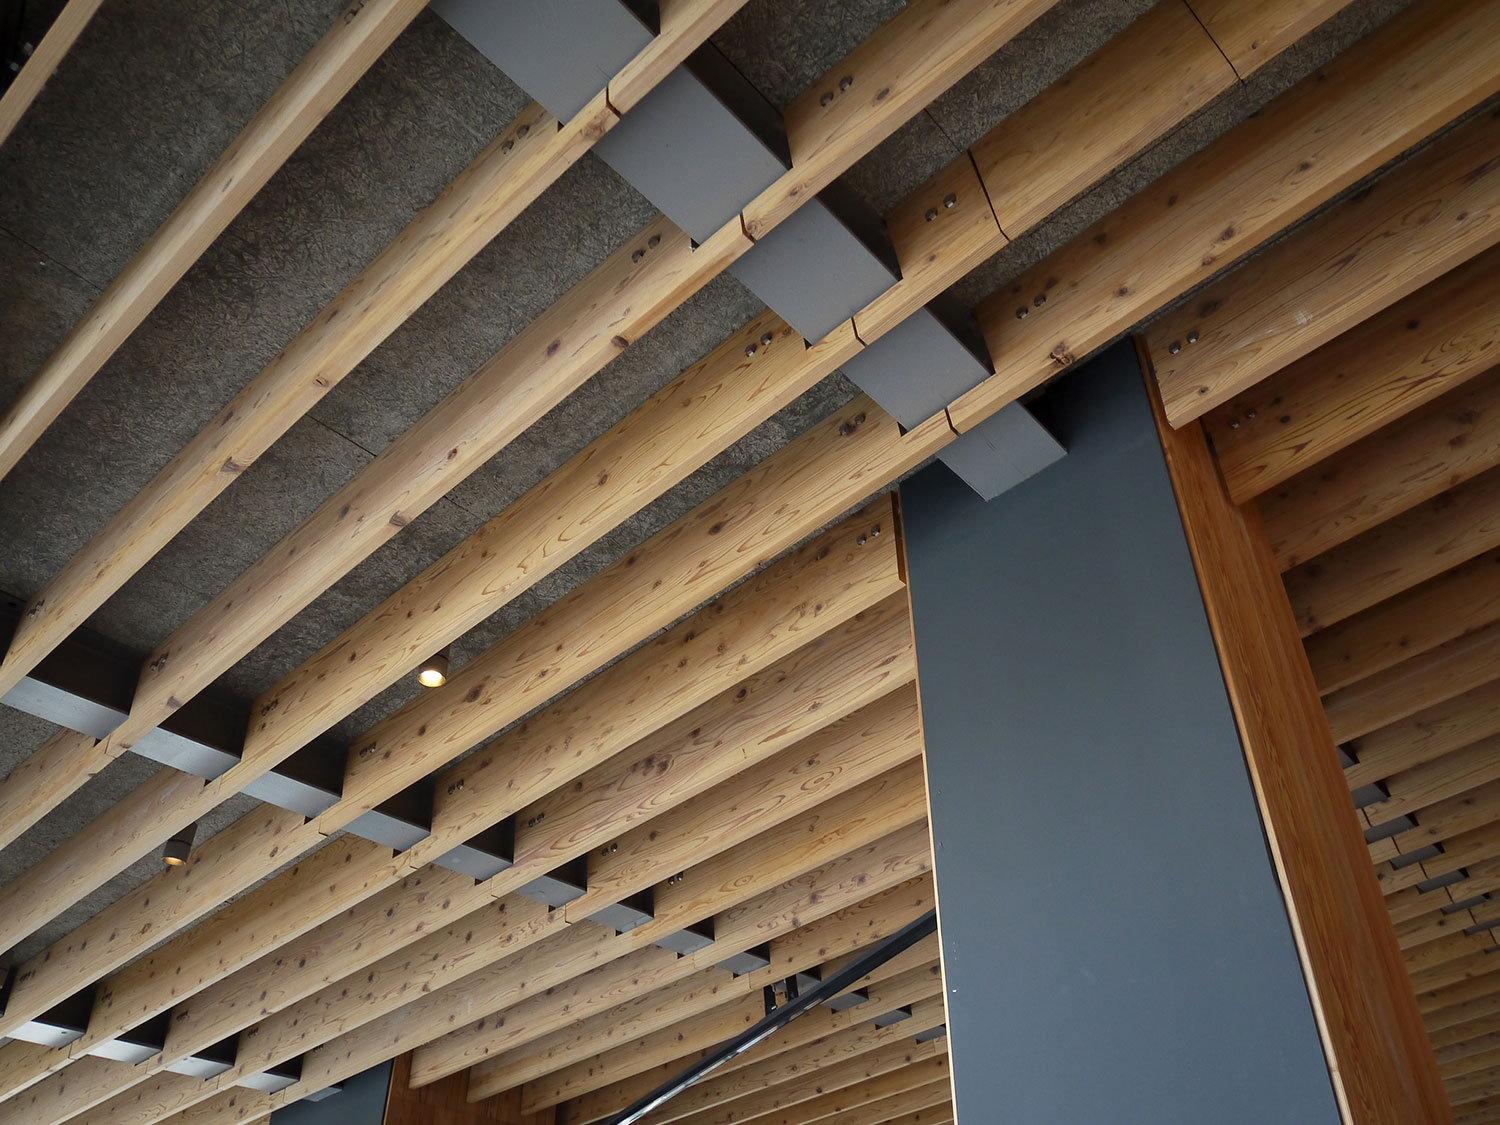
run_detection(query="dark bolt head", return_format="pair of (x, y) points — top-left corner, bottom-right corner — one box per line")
(1186, 330), (1199, 344)
(1168, 341), (1181, 355)
(631, 249), (644, 263)
(924, 208), (938, 222)
(1228, 419), (1240, 430)
(820, 92), (833, 106)
(1246, 409), (1257, 420)
(647, 234), (660, 249)
(943, 194), (957, 208)
(839, 75), (852, 91)
(857, 535), (867, 546)
(1033, 294), (1046, 307)
(1016, 307), (1028, 319)
(759, 332), (773, 347)
(744, 344), (757, 358)
(501, 139), (514, 153)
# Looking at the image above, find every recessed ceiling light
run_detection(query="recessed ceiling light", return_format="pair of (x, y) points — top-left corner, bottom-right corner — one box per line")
(417, 647), (451, 689)
(163, 822), (198, 867)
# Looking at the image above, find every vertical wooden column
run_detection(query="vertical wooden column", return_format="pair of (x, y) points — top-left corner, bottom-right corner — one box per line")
(1144, 341), (1452, 1123)
(383, 1054), (555, 1125)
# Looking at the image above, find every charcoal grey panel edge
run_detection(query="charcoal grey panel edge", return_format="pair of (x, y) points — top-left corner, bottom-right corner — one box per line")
(729, 182), (900, 344)
(899, 342), (1340, 1124)
(594, 46), (789, 243)
(431, 0), (656, 122)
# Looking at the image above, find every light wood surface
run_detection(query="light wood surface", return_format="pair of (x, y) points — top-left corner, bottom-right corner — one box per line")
(950, 0), (1500, 433)
(0, 0), (424, 480)
(1149, 354), (1452, 1122)
(1149, 106), (1500, 426)
(1207, 246), (1500, 505)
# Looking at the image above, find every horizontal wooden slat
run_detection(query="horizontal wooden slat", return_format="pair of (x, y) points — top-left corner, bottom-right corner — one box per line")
(280, 842), (933, 1105)
(1210, 247), (1500, 505)
(1305, 547), (1500, 695)
(949, 0), (1500, 432)
(1261, 361), (1500, 570)
(1367, 734), (1500, 830)
(0, 0), (426, 480)
(1151, 103), (1500, 425)
(1185, 0), (1351, 76)
(1285, 466), (1500, 636)
(538, 957), (942, 1119)
(1326, 624), (1500, 744)
(743, 0), (1060, 238)
(0, 729), (104, 851)
(408, 817), (932, 1090)
(1347, 678), (1500, 790)
(969, 0), (1236, 235)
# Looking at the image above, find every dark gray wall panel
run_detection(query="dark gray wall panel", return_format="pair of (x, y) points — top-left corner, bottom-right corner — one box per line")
(900, 343), (1339, 1124)
(271, 1060), (390, 1124)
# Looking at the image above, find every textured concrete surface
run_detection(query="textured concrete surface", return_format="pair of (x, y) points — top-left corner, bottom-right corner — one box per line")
(0, 0), (1423, 966)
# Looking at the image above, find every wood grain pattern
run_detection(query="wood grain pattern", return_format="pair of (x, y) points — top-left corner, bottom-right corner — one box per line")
(1345, 678), (1500, 791)
(1305, 547), (1500, 695)
(1150, 104), (1500, 426)
(951, 0), (1500, 433)
(0, 0), (424, 481)
(285, 837), (932, 1104)
(1186, 0), (1352, 76)
(1284, 465), (1500, 636)
(973, 0), (1236, 234)
(1260, 363), (1500, 570)
(1208, 246), (1500, 505)
(1149, 353), (1452, 1122)
(745, 0), (1061, 237)
(1325, 622), (1500, 744)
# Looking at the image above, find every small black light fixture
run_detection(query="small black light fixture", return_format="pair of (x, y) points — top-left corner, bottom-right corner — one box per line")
(417, 646), (451, 689)
(163, 821), (198, 867)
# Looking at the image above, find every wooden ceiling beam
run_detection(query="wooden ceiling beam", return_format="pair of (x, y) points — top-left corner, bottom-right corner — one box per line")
(1185, 0), (1351, 77)
(0, 536), (912, 1107)
(1, 0), (1041, 892)
(1326, 623), (1500, 744)
(0, 0), (106, 145)
(0, 494), (901, 1020)
(1345, 678), (1500, 791)
(740, 0), (1063, 237)
(226, 765), (929, 1096)
(1285, 466), (1500, 636)
(538, 957), (943, 1119)
(1305, 547), (1500, 696)
(1423, 968), (1500, 1021)
(275, 848), (934, 1108)
(409, 820), (932, 1090)
(0, 0), (427, 479)
(968, 0), (1236, 238)
(1365, 734), (1500, 831)
(1210, 248), (1500, 508)
(1147, 104), (1500, 425)
(1431, 992), (1500, 1037)
(0, 0), (756, 696)
(667, 1064), (951, 1125)
(641, 1035), (949, 1125)
(0, 0), (1344, 997)
(949, 0), (1500, 433)
(27, 794), (930, 1125)
(1261, 359), (1500, 571)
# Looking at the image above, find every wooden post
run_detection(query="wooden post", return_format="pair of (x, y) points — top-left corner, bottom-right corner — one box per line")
(1144, 339), (1453, 1123)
